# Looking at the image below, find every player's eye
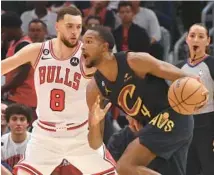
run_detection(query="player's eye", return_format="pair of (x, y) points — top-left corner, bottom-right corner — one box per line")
(20, 118), (26, 122)
(67, 25), (73, 29)
(87, 40), (92, 44)
(11, 117), (17, 121)
(190, 34), (195, 38)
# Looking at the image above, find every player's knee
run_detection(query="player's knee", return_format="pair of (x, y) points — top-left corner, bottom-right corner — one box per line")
(16, 168), (32, 175)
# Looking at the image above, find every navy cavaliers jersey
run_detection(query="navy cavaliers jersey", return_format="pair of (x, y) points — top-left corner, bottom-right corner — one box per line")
(94, 51), (194, 175)
(94, 51), (170, 124)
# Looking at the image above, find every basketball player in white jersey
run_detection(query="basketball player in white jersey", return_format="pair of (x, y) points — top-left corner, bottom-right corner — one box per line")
(1, 6), (116, 175)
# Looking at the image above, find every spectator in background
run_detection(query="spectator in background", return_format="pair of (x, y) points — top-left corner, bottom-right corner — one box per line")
(50, 1), (76, 13)
(1, 12), (37, 126)
(1, 29), (9, 60)
(21, 1), (57, 37)
(83, 1), (115, 31)
(82, 15), (101, 35)
(114, 1), (163, 60)
(1, 103), (32, 169)
(85, 15), (101, 28)
(1, 103), (9, 135)
(113, 1), (150, 52)
(28, 19), (47, 43)
(130, 0), (161, 44)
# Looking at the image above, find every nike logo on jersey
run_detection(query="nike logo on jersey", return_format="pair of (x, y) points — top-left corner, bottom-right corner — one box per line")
(41, 57), (51, 60)
(102, 81), (111, 96)
(124, 73), (132, 82)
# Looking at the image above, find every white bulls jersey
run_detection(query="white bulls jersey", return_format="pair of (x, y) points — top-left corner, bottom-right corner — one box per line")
(34, 40), (91, 124)
(1, 132), (31, 168)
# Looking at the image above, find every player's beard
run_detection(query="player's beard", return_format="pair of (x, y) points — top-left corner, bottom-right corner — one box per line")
(86, 58), (100, 68)
(86, 60), (96, 68)
(61, 35), (78, 48)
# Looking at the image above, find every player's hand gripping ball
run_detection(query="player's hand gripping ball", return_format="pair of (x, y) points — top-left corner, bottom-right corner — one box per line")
(168, 77), (209, 115)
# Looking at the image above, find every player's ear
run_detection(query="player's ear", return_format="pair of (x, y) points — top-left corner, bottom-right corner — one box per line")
(103, 42), (109, 52)
(207, 36), (211, 46)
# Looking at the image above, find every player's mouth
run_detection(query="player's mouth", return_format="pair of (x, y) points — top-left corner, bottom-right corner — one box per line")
(70, 37), (77, 41)
(15, 127), (22, 131)
(82, 53), (89, 60)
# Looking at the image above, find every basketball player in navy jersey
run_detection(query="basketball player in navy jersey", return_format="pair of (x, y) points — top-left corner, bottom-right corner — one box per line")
(82, 26), (207, 175)
(177, 23), (214, 175)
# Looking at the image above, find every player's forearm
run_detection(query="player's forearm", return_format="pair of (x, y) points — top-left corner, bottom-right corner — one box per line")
(88, 119), (104, 150)
(156, 61), (193, 81)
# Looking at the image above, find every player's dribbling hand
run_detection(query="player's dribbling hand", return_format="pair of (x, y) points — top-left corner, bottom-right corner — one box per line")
(89, 96), (112, 126)
(195, 87), (209, 112)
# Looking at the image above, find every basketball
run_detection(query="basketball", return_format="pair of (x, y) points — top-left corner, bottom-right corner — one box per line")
(168, 77), (209, 115)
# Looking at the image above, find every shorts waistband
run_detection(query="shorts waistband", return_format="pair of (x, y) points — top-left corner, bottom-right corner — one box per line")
(37, 120), (88, 132)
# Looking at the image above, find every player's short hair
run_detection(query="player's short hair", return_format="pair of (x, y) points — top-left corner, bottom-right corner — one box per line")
(5, 103), (33, 123)
(88, 26), (115, 51)
(118, 1), (133, 11)
(1, 11), (22, 28)
(28, 19), (47, 29)
(57, 6), (82, 22)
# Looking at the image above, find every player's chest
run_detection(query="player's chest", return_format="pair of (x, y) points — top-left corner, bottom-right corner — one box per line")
(35, 64), (85, 90)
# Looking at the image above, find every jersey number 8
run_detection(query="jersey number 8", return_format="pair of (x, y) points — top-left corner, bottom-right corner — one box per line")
(50, 89), (65, 111)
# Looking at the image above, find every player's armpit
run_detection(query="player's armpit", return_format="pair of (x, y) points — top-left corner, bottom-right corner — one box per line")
(1, 43), (42, 75)
(116, 138), (161, 175)
(127, 52), (191, 82)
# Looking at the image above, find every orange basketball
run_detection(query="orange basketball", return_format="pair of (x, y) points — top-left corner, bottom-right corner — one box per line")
(168, 77), (209, 115)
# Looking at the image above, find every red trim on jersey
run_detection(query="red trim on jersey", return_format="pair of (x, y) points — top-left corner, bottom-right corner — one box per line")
(102, 144), (117, 167)
(37, 120), (88, 132)
(80, 55), (93, 79)
(91, 145), (116, 175)
(92, 167), (116, 175)
(33, 42), (45, 69)
(49, 40), (81, 61)
(14, 163), (43, 175)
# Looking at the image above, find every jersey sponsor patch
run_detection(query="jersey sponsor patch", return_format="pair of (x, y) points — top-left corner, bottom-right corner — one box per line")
(43, 49), (50, 55)
(70, 57), (79, 66)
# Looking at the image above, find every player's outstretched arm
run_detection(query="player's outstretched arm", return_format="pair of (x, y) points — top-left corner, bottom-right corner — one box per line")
(1, 43), (42, 75)
(127, 52), (191, 82)
(86, 78), (111, 150)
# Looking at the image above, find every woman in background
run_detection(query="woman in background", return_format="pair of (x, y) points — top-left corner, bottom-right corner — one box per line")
(177, 23), (214, 175)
